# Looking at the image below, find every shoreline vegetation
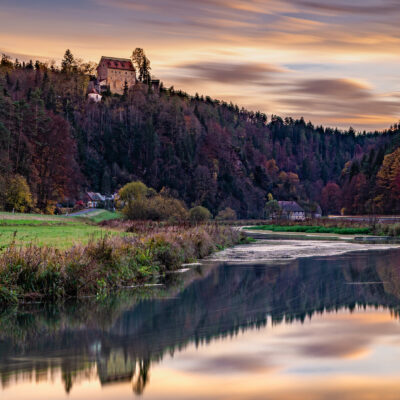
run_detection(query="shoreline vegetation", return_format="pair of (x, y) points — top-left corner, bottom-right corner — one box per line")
(244, 219), (400, 237)
(246, 225), (370, 235)
(0, 220), (246, 307)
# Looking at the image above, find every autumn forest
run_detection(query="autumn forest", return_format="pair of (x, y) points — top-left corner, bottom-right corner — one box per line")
(1, 52), (400, 217)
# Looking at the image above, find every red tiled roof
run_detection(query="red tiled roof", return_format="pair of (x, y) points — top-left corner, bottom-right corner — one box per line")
(99, 56), (135, 71)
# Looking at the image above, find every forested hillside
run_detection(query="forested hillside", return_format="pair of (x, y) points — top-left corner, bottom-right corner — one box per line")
(0, 53), (399, 217)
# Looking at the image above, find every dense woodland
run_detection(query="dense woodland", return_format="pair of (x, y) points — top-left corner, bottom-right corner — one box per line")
(0, 51), (399, 217)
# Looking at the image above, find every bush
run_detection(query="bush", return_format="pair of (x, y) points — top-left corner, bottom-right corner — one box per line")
(119, 181), (149, 203)
(120, 181), (189, 222)
(189, 206), (211, 223)
(123, 196), (188, 222)
(5, 175), (33, 212)
(381, 224), (400, 237)
(216, 207), (237, 221)
(146, 196), (188, 222)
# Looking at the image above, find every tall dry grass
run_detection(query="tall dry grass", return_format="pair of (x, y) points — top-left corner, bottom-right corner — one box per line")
(0, 223), (243, 306)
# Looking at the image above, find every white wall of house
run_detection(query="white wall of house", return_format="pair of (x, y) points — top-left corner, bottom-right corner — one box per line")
(88, 93), (102, 102)
(289, 212), (305, 221)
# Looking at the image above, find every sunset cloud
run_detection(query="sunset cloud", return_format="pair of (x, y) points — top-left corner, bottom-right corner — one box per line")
(176, 62), (285, 85)
(1, 0), (399, 130)
(287, 0), (400, 15)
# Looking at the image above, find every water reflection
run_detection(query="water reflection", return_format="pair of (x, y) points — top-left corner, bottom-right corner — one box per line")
(1, 248), (400, 398)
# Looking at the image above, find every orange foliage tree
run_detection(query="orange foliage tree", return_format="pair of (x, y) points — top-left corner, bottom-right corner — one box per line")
(376, 148), (400, 213)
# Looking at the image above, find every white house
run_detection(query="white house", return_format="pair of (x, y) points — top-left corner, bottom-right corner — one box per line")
(88, 88), (102, 102)
(278, 201), (306, 221)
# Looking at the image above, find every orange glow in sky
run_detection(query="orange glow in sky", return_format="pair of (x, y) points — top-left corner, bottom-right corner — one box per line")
(1, 0), (400, 130)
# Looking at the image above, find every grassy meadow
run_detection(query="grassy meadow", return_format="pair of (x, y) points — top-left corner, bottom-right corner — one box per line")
(0, 210), (124, 249)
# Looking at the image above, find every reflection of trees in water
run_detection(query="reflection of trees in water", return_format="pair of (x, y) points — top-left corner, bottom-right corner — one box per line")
(1, 249), (400, 396)
(132, 359), (151, 395)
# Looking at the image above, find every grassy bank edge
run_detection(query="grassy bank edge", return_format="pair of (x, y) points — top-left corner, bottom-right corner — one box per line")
(244, 224), (371, 235)
(0, 224), (249, 307)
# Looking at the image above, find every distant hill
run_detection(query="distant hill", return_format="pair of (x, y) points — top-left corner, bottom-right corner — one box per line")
(0, 56), (399, 216)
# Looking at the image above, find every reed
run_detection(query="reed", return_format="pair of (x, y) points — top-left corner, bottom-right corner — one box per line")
(0, 223), (243, 306)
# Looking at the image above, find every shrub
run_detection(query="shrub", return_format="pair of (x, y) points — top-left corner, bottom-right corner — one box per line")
(119, 181), (149, 202)
(189, 206), (211, 223)
(120, 181), (189, 222)
(387, 224), (400, 237)
(5, 175), (33, 212)
(123, 195), (188, 222)
(216, 207), (237, 221)
(146, 196), (188, 222)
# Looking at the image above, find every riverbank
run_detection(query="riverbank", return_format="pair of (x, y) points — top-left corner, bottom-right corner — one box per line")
(244, 219), (400, 237)
(245, 224), (370, 235)
(0, 221), (245, 307)
(241, 229), (399, 243)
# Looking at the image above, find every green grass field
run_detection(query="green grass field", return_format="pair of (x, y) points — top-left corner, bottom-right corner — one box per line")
(245, 224), (371, 235)
(0, 209), (124, 249)
(73, 209), (123, 223)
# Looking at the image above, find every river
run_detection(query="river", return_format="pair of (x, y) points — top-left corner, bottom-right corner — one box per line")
(1, 239), (400, 399)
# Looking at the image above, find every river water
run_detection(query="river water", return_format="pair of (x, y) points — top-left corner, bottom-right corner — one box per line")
(2, 240), (400, 399)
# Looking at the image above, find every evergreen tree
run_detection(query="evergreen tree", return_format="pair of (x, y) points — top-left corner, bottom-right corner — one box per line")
(61, 49), (76, 73)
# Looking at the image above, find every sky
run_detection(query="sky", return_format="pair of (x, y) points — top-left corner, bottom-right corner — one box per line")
(1, 0), (400, 131)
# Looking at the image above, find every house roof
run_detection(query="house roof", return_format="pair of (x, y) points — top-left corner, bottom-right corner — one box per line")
(98, 56), (135, 72)
(87, 192), (105, 201)
(278, 201), (304, 213)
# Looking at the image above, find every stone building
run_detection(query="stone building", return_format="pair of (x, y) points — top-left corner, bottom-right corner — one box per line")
(96, 56), (136, 94)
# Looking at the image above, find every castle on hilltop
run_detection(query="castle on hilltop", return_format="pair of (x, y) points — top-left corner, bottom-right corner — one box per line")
(87, 55), (160, 101)
(96, 56), (136, 95)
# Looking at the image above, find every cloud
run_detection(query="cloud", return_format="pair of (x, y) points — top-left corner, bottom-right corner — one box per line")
(291, 78), (371, 99)
(176, 62), (284, 85)
(278, 315), (400, 360)
(275, 77), (400, 128)
(2, 0), (400, 129)
(286, 0), (400, 15)
(184, 354), (277, 374)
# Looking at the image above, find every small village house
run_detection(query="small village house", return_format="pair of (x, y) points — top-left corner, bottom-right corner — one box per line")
(300, 202), (322, 219)
(88, 87), (102, 102)
(278, 201), (306, 221)
(85, 192), (105, 208)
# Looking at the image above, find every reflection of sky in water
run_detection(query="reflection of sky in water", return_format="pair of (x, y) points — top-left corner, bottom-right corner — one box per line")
(4, 309), (400, 400)
(3, 247), (400, 399)
(145, 310), (400, 400)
